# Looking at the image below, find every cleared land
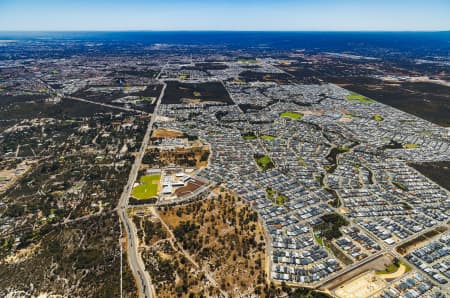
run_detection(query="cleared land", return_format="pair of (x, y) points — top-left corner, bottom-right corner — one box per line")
(337, 81), (450, 126)
(143, 146), (210, 168)
(162, 81), (232, 105)
(334, 271), (386, 298)
(151, 128), (183, 138)
(396, 226), (448, 255)
(0, 160), (34, 193)
(410, 161), (450, 191)
(132, 174), (161, 199)
(321, 254), (394, 291)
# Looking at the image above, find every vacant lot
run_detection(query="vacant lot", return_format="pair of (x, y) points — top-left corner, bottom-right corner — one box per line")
(336, 80), (450, 127)
(410, 161), (450, 191)
(162, 81), (232, 104)
(143, 146), (210, 168)
(151, 128), (183, 138)
(72, 84), (161, 113)
(334, 271), (386, 298)
(239, 71), (295, 84)
(396, 226), (447, 255)
(321, 254), (394, 291)
(182, 62), (228, 72)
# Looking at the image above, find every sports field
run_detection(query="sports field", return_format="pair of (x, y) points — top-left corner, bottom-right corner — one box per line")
(346, 93), (376, 103)
(243, 134), (257, 140)
(260, 134), (276, 141)
(256, 155), (273, 170)
(237, 58), (257, 63)
(404, 143), (419, 149)
(281, 111), (303, 119)
(132, 174), (161, 199)
(372, 114), (384, 121)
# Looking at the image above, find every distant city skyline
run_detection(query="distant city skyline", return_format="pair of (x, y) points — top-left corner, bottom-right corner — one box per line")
(0, 0), (449, 31)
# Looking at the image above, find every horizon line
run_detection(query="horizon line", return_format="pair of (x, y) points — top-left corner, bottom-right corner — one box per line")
(0, 29), (449, 33)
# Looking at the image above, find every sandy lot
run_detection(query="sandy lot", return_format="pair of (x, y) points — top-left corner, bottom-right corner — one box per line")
(152, 128), (183, 138)
(335, 271), (387, 298)
(0, 160), (35, 193)
(321, 253), (393, 290)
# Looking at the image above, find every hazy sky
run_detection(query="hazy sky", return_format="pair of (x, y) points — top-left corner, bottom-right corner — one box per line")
(0, 0), (449, 31)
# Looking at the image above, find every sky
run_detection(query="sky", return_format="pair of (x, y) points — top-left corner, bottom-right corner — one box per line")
(0, 0), (449, 31)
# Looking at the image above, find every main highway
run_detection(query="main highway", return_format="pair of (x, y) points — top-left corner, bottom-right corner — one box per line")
(117, 75), (167, 298)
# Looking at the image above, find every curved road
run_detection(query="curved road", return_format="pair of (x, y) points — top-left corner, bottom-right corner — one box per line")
(117, 79), (167, 298)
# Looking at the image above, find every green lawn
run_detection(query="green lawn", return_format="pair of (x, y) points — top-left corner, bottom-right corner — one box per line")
(346, 92), (376, 103)
(242, 134), (257, 140)
(266, 188), (275, 200)
(260, 134), (276, 141)
(275, 195), (288, 205)
(315, 235), (324, 246)
(132, 174), (161, 199)
(265, 188), (288, 205)
(256, 155), (273, 171)
(393, 181), (409, 191)
(237, 58), (257, 63)
(297, 155), (306, 166)
(376, 260), (411, 275)
(372, 114), (384, 121)
(376, 264), (398, 275)
(280, 111), (303, 120)
(336, 146), (350, 152)
(403, 143), (419, 149)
